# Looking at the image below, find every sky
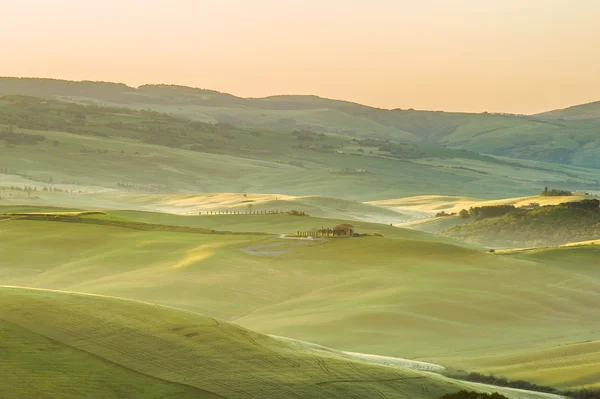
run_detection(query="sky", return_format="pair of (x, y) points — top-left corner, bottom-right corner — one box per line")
(1, 0), (599, 114)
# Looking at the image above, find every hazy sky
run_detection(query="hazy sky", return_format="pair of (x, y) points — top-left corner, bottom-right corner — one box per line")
(2, 0), (599, 114)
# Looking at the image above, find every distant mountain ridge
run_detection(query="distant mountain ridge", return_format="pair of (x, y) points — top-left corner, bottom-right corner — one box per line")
(1, 77), (599, 168)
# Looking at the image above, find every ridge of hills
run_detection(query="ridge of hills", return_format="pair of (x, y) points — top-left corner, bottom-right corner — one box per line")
(1, 77), (600, 168)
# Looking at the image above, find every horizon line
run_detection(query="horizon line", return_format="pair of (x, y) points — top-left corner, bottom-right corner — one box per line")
(1, 75), (598, 117)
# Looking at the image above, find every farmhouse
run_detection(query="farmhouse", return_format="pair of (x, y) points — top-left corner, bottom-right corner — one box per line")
(335, 224), (355, 236)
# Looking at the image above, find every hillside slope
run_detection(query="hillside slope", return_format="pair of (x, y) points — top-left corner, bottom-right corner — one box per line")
(442, 201), (600, 247)
(1, 286), (565, 399)
(0, 214), (598, 388)
(536, 101), (600, 121)
(1, 95), (598, 201)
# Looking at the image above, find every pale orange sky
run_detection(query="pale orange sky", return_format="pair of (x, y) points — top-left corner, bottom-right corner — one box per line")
(1, 0), (599, 114)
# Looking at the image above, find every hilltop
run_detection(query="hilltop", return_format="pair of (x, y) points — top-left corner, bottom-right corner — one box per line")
(536, 101), (600, 121)
(1, 77), (600, 168)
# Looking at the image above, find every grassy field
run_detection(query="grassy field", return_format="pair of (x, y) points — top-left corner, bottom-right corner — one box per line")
(0, 286), (570, 399)
(437, 245), (600, 389)
(1, 212), (598, 389)
(451, 340), (600, 390)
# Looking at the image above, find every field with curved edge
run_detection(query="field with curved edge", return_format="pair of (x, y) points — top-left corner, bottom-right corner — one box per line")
(0, 211), (598, 389)
(0, 286), (569, 399)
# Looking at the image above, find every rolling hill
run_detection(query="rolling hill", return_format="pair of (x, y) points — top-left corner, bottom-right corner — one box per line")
(1, 77), (599, 394)
(1, 286), (568, 399)
(0, 209), (598, 389)
(440, 200), (600, 248)
(1, 94), (599, 204)
(1, 77), (600, 168)
(536, 101), (600, 121)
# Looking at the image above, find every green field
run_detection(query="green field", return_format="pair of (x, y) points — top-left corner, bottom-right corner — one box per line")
(0, 286), (572, 399)
(1, 210), (598, 390)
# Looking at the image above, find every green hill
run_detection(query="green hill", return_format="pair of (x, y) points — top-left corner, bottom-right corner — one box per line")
(536, 101), (600, 121)
(1, 94), (598, 203)
(1, 286), (566, 399)
(2, 77), (600, 168)
(1, 211), (598, 389)
(442, 201), (600, 248)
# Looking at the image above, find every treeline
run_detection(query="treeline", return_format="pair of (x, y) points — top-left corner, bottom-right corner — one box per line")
(0, 185), (78, 194)
(458, 205), (516, 220)
(451, 372), (600, 399)
(116, 182), (168, 192)
(292, 130), (326, 141)
(542, 186), (572, 196)
(200, 209), (289, 215)
(350, 138), (521, 165)
(439, 391), (508, 399)
(444, 200), (600, 247)
(0, 130), (47, 145)
(436, 211), (457, 217)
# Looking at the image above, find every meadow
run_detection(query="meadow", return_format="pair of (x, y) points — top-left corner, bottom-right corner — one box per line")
(2, 286), (570, 399)
(1, 209), (598, 390)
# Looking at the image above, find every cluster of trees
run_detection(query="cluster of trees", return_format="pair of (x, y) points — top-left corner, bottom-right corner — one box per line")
(436, 211), (457, 217)
(80, 147), (109, 154)
(352, 137), (510, 164)
(542, 186), (572, 196)
(445, 200), (600, 247)
(330, 168), (369, 175)
(296, 143), (335, 152)
(287, 210), (308, 216)
(0, 185), (75, 198)
(562, 199), (599, 210)
(458, 205), (516, 220)
(439, 391), (508, 399)
(115, 182), (166, 192)
(0, 129), (46, 145)
(451, 372), (600, 399)
(292, 130), (326, 141)
(296, 224), (355, 237)
(200, 209), (285, 215)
